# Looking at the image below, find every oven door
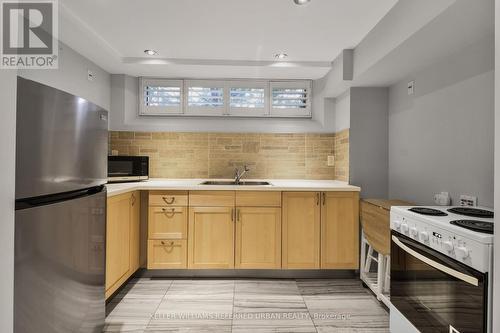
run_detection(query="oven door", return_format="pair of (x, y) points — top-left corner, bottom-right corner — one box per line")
(391, 231), (487, 333)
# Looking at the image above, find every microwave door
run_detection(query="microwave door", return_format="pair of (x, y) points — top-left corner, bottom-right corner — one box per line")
(391, 233), (487, 333)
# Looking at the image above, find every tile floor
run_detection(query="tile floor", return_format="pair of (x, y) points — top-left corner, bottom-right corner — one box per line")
(105, 278), (389, 332)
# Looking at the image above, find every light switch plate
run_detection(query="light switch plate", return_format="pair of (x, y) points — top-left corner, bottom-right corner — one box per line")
(327, 155), (335, 166)
(87, 69), (95, 81)
(407, 80), (415, 95)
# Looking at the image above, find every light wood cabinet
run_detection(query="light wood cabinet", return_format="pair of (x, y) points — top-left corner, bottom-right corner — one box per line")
(282, 192), (321, 269)
(149, 191), (188, 206)
(130, 191), (141, 272)
(144, 189), (360, 272)
(235, 207), (281, 269)
(147, 191), (188, 269)
(188, 206), (235, 269)
(106, 192), (132, 299)
(189, 191), (235, 207)
(321, 192), (360, 269)
(148, 206), (188, 239)
(148, 240), (187, 269)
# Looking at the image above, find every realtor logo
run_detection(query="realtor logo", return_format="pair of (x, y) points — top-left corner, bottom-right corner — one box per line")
(1, 0), (58, 68)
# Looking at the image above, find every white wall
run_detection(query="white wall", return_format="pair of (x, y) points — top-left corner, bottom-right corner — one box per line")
(109, 74), (336, 133)
(493, 0), (500, 331)
(349, 87), (389, 198)
(0, 69), (17, 333)
(19, 43), (111, 110)
(333, 90), (351, 132)
(388, 36), (494, 206)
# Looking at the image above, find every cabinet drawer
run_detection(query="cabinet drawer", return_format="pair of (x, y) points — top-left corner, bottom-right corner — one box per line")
(148, 207), (187, 239)
(147, 240), (187, 269)
(235, 191), (281, 207)
(189, 191), (235, 207)
(149, 191), (188, 207)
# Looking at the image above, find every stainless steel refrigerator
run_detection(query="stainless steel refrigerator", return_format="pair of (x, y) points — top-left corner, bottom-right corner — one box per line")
(15, 77), (108, 333)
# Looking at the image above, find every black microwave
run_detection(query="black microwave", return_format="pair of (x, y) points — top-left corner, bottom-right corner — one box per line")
(108, 156), (149, 183)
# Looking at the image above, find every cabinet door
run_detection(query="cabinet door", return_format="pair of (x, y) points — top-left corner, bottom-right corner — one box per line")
(188, 207), (234, 269)
(148, 206), (188, 239)
(130, 191), (141, 272)
(321, 192), (360, 269)
(235, 207), (281, 269)
(106, 193), (131, 295)
(282, 192), (321, 269)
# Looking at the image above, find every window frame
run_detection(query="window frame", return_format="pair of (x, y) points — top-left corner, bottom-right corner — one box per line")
(270, 80), (312, 118)
(184, 80), (227, 116)
(139, 78), (184, 116)
(137, 78), (313, 118)
(227, 80), (269, 117)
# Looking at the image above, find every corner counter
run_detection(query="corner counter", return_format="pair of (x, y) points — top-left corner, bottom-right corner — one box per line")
(106, 178), (361, 197)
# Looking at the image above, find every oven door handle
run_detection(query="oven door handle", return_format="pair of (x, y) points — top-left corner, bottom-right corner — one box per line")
(391, 235), (479, 286)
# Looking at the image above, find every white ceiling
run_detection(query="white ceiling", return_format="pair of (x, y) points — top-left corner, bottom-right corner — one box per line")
(59, 0), (397, 79)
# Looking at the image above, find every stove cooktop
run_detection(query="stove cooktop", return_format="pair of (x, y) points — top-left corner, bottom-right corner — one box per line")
(447, 207), (494, 219)
(450, 220), (494, 234)
(408, 207), (448, 216)
(392, 206), (494, 244)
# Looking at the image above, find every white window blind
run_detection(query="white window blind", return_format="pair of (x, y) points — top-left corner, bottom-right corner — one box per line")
(228, 81), (268, 116)
(138, 78), (312, 118)
(185, 80), (226, 115)
(270, 81), (312, 117)
(230, 88), (265, 108)
(139, 79), (183, 115)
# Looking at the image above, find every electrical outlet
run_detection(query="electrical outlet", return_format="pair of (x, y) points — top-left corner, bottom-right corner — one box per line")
(327, 155), (335, 166)
(459, 195), (477, 207)
(87, 69), (95, 81)
(407, 80), (415, 95)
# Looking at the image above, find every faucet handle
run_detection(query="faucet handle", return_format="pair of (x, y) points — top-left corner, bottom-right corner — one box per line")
(244, 165), (250, 172)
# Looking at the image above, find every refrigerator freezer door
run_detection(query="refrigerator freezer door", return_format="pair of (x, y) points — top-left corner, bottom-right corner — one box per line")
(14, 189), (106, 333)
(16, 77), (108, 200)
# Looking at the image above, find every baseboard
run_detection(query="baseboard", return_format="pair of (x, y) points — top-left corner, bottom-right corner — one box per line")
(134, 268), (357, 279)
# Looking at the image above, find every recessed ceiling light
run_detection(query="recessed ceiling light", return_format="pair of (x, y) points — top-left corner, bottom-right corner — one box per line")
(274, 52), (288, 60)
(293, 0), (311, 5)
(144, 49), (158, 56)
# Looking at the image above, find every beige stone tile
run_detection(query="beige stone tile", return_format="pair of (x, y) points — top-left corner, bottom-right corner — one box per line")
(109, 131), (349, 181)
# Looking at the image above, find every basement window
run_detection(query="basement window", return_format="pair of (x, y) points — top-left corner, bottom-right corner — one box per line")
(185, 80), (226, 116)
(228, 81), (268, 116)
(138, 78), (312, 118)
(139, 79), (183, 115)
(270, 81), (311, 117)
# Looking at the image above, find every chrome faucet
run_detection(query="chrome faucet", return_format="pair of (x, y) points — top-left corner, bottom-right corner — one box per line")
(234, 165), (250, 184)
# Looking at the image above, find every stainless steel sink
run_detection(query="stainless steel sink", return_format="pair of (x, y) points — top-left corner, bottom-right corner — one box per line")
(200, 180), (272, 186)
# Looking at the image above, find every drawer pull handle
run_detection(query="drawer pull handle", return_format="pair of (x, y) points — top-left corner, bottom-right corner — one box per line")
(161, 208), (176, 217)
(162, 196), (175, 204)
(161, 241), (175, 246)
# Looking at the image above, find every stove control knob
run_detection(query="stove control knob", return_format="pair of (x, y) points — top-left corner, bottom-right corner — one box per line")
(419, 231), (429, 242)
(400, 223), (409, 233)
(443, 241), (454, 252)
(393, 219), (402, 230)
(456, 246), (469, 259)
(410, 227), (418, 237)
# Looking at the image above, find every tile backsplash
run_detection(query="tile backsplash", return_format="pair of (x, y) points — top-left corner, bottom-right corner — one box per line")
(334, 129), (349, 182)
(110, 131), (349, 181)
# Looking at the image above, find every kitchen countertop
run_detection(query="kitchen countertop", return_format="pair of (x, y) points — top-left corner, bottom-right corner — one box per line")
(106, 178), (360, 197)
